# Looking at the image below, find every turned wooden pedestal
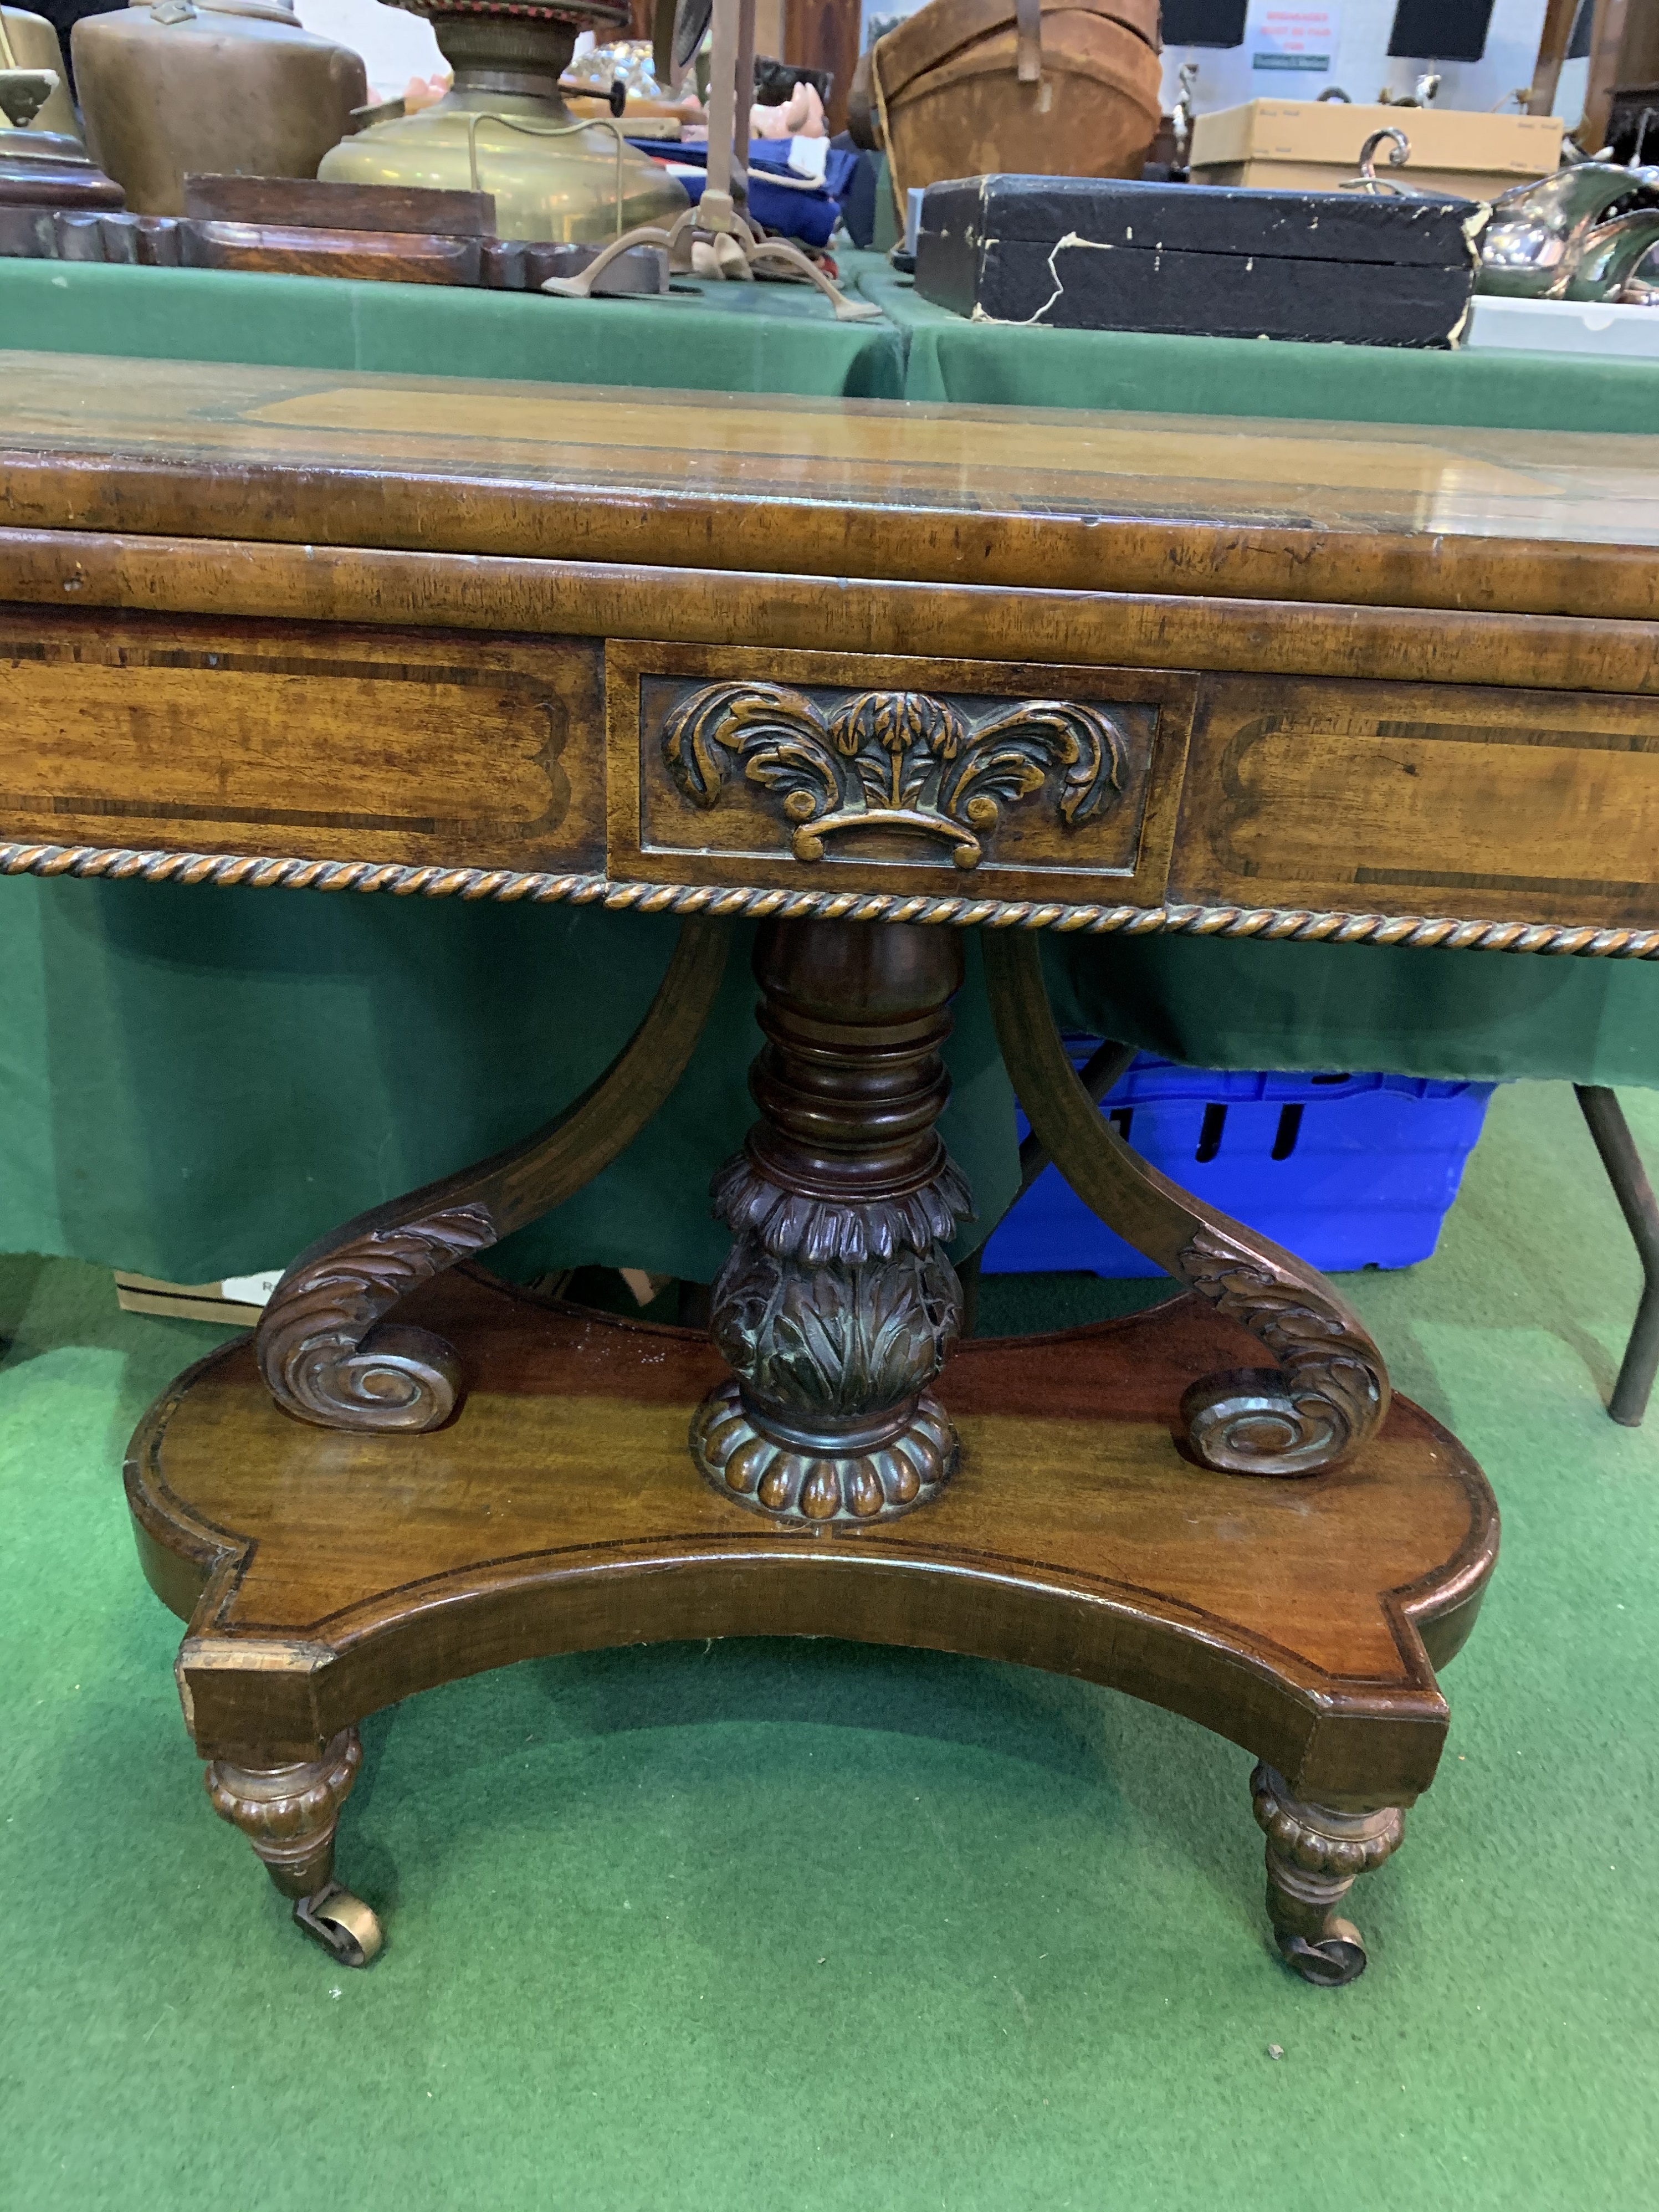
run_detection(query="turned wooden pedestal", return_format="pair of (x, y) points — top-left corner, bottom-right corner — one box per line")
(124, 917), (1498, 1987)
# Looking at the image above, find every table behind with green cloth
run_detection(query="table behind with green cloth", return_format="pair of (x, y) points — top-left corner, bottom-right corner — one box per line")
(851, 255), (1659, 430)
(2, 254), (1655, 1287)
(14, 247), (1659, 428)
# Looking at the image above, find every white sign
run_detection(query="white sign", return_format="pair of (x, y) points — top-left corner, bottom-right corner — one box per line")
(1166, 2), (1343, 111)
(1249, 4), (1339, 78)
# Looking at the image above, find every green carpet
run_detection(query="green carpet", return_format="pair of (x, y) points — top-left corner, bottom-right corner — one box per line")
(4, 1079), (1657, 2212)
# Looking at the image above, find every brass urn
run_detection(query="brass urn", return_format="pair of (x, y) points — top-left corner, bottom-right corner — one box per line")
(319, 0), (688, 244)
(73, 0), (368, 216)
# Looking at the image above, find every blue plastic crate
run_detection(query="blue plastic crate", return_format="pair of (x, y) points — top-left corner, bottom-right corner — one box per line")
(981, 1046), (1496, 1278)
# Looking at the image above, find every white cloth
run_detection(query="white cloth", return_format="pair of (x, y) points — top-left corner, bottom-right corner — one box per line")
(785, 135), (829, 182)
(295, 0), (442, 101)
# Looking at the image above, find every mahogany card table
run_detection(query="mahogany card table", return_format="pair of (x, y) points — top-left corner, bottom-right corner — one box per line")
(4, 351), (1656, 1983)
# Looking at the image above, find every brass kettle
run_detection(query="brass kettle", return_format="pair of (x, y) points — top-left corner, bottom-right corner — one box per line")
(74, 0), (368, 216)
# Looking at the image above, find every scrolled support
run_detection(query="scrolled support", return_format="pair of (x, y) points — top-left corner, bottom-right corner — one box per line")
(254, 1210), (493, 1433)
(1175, 1228), (1391, 1474)
(256, 917), (730, 1432)
(980, 929), (1389, 1477)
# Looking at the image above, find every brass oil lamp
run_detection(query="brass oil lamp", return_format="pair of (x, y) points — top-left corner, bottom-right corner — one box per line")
(319, 0), (689, 244)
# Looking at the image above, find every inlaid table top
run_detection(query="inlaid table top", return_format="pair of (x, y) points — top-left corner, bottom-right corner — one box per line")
(3, 349), (1659, 611)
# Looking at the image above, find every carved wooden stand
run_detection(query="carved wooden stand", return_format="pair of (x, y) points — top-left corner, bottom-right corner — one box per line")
(125, 916), (1498, 1986)
(693, 921), (971, 1526)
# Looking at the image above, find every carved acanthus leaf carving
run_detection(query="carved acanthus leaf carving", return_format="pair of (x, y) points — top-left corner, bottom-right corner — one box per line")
(695, 1218), (965, 1523)
(661, 682), (1125, 869)
(695, 919), (972, 1527)
(662, 682), (840, 820)
(1175, 1225), (1389, 1476)
(711, 1240), (963, 1420)
(255, 1204), (497, 1433)
(712, 1153), (974, 1264)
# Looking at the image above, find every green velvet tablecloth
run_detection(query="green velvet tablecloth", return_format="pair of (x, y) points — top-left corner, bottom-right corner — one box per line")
(852, 257), (1659, 431)
(2, 252), (1655, 1283)
(0, 255), (909, 396)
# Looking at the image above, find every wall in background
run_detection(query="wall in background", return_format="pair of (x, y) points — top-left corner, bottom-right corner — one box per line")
(1158, 0), (1586, 121)
(294, 0), (1591, 131)
(298, 0), (442, 100)
(858, 0), (1590, 124)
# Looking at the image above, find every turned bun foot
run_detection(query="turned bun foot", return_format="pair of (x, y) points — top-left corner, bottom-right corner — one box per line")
(206, 1727), (382, 1965)
(692, 1376), (957, 1524)
(1250, 1762), (1405, 1987)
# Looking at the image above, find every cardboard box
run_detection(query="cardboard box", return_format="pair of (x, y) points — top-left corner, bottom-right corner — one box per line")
(1189, 99), (1561, 203)
(113, 1268), (279, 1325)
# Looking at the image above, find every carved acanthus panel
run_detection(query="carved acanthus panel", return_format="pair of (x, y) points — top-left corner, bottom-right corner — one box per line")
(615, 644), (1192, 901)
(661, 682), (1128, 871)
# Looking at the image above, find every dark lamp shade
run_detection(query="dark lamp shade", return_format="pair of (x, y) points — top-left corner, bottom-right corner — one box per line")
(1386, 0), (1496, 63)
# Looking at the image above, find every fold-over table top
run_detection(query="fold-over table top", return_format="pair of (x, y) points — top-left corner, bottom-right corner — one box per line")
(4, 350), (1658, 618)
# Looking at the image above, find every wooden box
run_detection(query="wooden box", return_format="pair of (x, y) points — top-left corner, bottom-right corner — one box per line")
(914, 174), (1483, 345)
(871, 0), (1162, 202)
(1188, 99), (1562, 203)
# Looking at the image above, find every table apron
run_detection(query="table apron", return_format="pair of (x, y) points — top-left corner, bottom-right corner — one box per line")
(1, 591), (1656, 944)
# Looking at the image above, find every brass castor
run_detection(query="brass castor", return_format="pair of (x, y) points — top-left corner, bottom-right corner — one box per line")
(294, 1882), (383, 1968)
(1276, 1916), (1368, 1988)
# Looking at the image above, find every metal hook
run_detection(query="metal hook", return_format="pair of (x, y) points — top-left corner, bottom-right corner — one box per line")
(1344, 126), (1411, 195)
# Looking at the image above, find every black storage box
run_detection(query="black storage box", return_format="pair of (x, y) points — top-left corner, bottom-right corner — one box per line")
(914, 175), (1484, 347)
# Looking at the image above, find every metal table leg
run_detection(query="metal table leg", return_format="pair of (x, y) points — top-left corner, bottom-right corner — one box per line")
(1575, 1084), (1659, 1427)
